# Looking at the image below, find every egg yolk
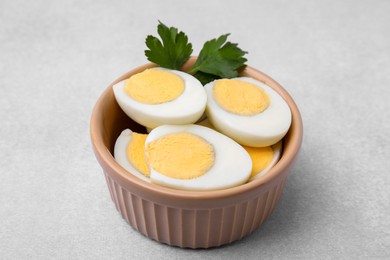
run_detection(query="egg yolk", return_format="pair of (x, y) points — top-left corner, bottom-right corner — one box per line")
(213, 79), (270, 115)
(146, 133), (215, 179)
(243, 145), (274, 178)
(126, 133), (150, 177)
(125, 69), (185, 104)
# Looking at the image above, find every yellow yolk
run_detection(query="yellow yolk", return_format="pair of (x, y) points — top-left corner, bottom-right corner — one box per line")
(243, 145), (274, 178)
(213, 79), (270, 115)
(126, 133), (150, 177)
(124, 69), (185, 104)
(146, 132), (215, 179)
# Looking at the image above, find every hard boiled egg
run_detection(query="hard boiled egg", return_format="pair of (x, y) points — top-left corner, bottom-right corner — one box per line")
(113, 68), (207, 129)
(204, 77), (291, 147)
(145, 124), (252, 191)
(245, 141), (282, 181)
(197, 118), (283, 180)
(114, 129), (150, 182)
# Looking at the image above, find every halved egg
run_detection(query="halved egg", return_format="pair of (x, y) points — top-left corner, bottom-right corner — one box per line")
(197, 118), (283, 180)
(113, 68), (207, 129)
(145, 124), (252, 191)
(204, 77), (291, 147)
(114, 129), (150, 182)
(245, 141), (282, 181)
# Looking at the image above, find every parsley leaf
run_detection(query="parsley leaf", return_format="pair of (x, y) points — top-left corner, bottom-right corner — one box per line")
(189, 34), (247, 82)
(145, 21), (193, 70)
(144, 22), (248, 85)
(192, 71), (221, 86)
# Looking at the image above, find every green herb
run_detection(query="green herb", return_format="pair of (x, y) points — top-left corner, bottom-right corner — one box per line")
(190, 71), (221, 86)
(145, 22), (247, 85)
(145, 21), (193, 70)
(188, 34), (247, 84)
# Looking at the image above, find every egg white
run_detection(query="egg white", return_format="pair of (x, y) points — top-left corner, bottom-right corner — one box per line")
(113, 68), (207, 129)
(145, 124), (252, 191)
(204, 77), (292, 147)
(114, 129), (150, 183)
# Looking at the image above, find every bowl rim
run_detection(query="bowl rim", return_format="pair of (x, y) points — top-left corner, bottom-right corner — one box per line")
(90, 57), (303, 201)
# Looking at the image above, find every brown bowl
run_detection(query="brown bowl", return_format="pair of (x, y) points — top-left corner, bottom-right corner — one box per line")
(90, 57), (303, 248)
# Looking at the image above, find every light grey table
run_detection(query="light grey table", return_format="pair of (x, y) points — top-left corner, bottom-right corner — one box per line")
(1, 0), (389, 259)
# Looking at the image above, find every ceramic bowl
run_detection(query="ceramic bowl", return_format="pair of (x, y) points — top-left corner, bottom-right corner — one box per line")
(90, 57), (303, 248)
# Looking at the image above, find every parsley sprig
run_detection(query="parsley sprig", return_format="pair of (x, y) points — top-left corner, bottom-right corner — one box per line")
(145, 21), (247, 85)
(145, 21), (193, 70)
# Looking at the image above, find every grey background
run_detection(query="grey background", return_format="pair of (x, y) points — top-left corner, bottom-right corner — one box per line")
(1, 0), (389, 259)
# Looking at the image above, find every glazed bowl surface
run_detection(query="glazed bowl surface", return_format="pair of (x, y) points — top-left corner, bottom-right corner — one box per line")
(90, 58), (303, 248)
